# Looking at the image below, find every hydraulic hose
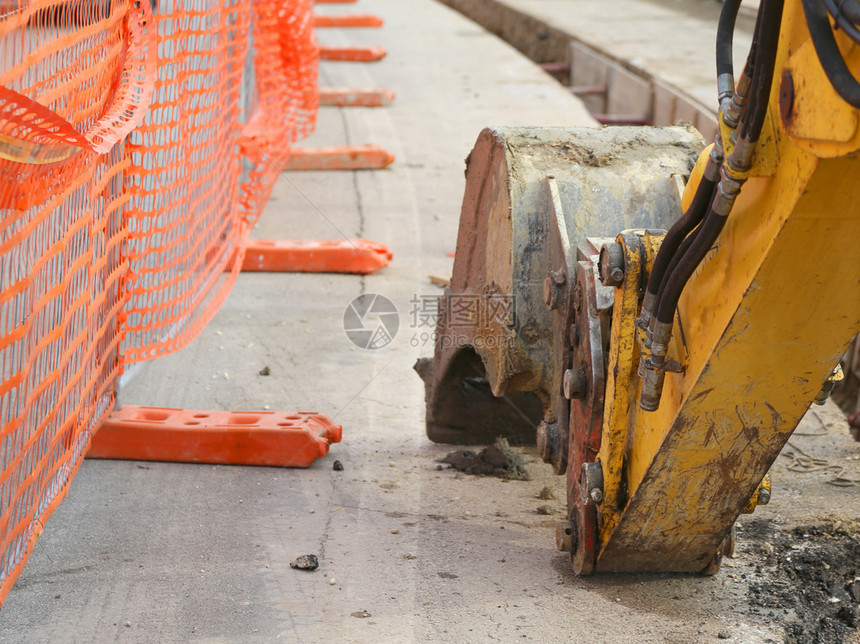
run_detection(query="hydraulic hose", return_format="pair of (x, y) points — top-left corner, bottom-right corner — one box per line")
(642, 0), (740, 310)
(833, 0), (860, 21)
(803, 0), (860, 106)
(640, 0), (787, 410)
(738, 0), (786, 144)
(644, 176), (716, 303)
(655, 205), (727, 324)
(657, 222), (699, 300)
(821, 0), (860, 45)
(717, 0), (743, 79)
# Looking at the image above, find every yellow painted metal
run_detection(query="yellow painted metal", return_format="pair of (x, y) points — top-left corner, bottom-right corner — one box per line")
(597, 231), (665, 541)
(784, 39), (858, 144)
(593, 0), (860, 572)
(595, 232), (647, 539)
(781, 10), (860, 156)
(680, 145), (711, 211)
(719, 112), (780, 177)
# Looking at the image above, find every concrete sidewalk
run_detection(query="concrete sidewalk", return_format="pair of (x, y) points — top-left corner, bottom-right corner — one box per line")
(472, 0), (756, 108)
(1, 1), (856, 643)
(439, 0), (758, 139)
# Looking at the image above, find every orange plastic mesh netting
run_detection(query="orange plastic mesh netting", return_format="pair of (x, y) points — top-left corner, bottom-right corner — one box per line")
(0, 0), (318, 604)
(0, 0), (156, 603)
(120, 0), (318, 362)
(239, 0), (318, 222)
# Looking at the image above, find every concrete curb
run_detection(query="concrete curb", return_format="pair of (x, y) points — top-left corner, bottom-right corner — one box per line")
(437, 0), (720, 141)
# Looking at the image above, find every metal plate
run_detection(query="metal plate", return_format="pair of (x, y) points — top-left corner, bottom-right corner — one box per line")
(566, 259), (606, 575)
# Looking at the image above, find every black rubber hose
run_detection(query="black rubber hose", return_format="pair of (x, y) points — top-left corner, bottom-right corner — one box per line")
(657, 223), (699, 300)
(739, 0), (786, 143)
(717, 0), (743, 77)
(803, 0), (860, 106)
(645, 176), (716, 299)
(655, 207), (729, 324)
(822, 0), (860, 43)
(833, 0), (860, 21)
(742, 45), (757, 80)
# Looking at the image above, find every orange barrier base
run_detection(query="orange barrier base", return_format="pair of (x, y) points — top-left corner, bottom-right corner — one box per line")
(88, 406), (342, 468)
(314, 14), (383, 27)
(319, 87), (395, 107)
(243, 239), (392, 274)
(319, 45), (386, 62)
(285, 144), (394, 170)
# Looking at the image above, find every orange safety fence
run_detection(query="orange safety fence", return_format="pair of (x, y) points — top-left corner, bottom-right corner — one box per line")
(0, 0), (156, 605)
(121, 0), (318, 362)
(0, 0), (318, 604)
(239, 0), (318, 226)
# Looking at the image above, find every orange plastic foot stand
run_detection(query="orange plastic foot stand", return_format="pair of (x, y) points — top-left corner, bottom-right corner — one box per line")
(88, 406), (342, 468)
(319, 87), (395, 107)
(242, 239), (392, 274)
(319, 45), (386, 62)
(314, 14), (383, 27)
(285, 144), (394, 170)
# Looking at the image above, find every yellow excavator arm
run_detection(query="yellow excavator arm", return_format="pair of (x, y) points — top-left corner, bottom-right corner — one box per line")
(419, 0), (860, 574)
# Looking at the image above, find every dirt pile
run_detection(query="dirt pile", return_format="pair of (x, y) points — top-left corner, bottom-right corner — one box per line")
(438, 437), (529, 479)
(744, 519), (860, 644)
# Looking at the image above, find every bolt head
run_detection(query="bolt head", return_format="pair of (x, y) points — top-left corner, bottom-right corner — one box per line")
(563, 367), (587, 400)
(598, 242), (625, 286)
(757, 487), (771, 505)
(579, 461), (604, 505)
(537, 421), (567, 474)
(536, 421), (559, 463)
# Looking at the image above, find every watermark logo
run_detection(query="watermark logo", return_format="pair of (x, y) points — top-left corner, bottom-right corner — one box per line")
(343, 293), (400, 350)
(343, 292), (516, 351)
(407, 293), (515, 350)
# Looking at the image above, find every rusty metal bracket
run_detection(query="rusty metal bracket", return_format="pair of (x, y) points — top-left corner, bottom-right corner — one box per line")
(536, 177), (575, 475)
(566, 251), (611, 574)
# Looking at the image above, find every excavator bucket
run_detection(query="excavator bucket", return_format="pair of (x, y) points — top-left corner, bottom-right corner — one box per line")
(417, 125), (704, 449)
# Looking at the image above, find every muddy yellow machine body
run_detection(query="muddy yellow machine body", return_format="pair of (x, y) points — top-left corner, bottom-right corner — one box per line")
(418, 0), (860, 573)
